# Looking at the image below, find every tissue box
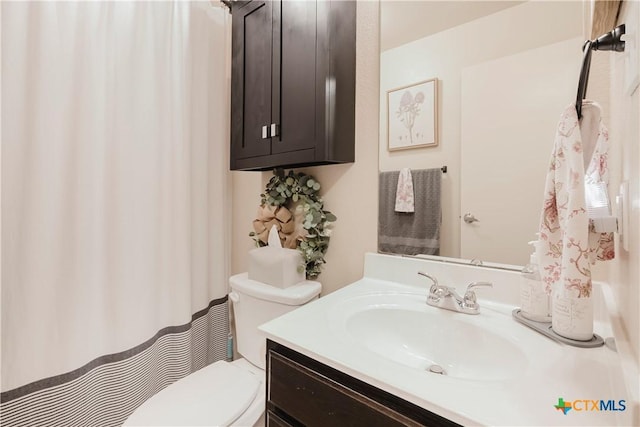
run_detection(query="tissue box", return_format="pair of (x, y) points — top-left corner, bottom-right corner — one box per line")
(248, 246), (305, 288)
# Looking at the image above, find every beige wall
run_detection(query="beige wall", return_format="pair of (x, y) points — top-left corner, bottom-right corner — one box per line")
(230, 2), (380, 296)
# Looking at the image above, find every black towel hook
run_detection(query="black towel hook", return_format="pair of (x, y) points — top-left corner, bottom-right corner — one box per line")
(576, 24), (626, 120)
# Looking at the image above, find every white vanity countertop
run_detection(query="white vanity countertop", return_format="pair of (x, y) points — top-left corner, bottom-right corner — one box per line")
(259, 253), (638, 427)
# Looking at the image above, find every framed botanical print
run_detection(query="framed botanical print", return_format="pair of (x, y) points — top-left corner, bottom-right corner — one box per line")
(387, 78), (438, 151)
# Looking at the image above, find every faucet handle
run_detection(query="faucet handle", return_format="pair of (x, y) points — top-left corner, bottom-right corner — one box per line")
(466, 281), (493, 291)
(419, 272), (447, 302)
(417, 271), (438, 288)
(417, 271), (437, 283)
(463, 282), (493, 309)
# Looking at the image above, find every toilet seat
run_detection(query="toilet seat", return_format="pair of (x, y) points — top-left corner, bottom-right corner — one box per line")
(124, 360), (263, 426)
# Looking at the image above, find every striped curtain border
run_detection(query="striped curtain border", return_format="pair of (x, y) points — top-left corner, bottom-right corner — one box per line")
(1, 296), (228, 403)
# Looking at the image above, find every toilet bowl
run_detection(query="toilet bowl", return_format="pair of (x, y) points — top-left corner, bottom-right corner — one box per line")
(124, 273), (321, 426)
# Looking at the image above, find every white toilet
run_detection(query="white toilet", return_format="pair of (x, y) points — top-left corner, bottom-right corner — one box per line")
(124, 273), (321, 426)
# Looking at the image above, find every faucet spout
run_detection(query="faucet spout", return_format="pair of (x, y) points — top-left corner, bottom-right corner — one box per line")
(427, 285), (465, 311)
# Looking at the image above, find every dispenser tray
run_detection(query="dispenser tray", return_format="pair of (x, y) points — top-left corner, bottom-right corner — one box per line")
(512, 309), (604, 348)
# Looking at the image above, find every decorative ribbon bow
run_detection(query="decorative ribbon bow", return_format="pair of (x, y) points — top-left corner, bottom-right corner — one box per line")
(252, 205), (301, 249)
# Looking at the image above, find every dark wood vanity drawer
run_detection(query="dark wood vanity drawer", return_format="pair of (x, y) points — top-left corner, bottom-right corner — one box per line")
(266, 410), (295, 427)
(266, 340), (461, 427)
(268, 351), (419, 426)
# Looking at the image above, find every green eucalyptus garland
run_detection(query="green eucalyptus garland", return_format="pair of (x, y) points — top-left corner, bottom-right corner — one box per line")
(250, 169), (336, 279)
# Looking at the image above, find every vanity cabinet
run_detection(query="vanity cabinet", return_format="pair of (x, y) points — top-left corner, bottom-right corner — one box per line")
(266, 340), (461, 427)
(230, 0), (356, 171)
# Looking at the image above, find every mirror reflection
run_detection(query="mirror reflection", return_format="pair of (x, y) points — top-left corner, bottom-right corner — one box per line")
(379, 1), (586, 266)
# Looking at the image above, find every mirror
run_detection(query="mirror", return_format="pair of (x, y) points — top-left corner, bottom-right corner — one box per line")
(379, 1), (588, 267)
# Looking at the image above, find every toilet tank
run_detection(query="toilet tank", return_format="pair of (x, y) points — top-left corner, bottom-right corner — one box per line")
(229, 273), (321, 370)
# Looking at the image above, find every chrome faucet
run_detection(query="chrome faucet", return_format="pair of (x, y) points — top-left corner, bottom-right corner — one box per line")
(418, 272), (493, 315)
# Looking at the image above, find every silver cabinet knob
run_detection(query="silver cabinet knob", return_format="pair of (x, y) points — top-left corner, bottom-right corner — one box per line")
(262, 125), (268, 139)
(463, 213), (479, 224)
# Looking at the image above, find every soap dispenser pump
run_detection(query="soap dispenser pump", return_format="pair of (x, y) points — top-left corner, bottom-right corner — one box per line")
(520, 239), (551, 322)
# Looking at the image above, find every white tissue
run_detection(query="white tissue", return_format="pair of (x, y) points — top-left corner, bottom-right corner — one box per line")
(248, 225), (306, 288)
(267, 224), (281, 247)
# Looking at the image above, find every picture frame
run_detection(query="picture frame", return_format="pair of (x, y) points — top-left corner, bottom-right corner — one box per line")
(387, 78), (438, 151)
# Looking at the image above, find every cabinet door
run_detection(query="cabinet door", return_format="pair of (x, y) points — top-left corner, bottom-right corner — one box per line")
(271, 0), (318, 155)
(231, 1), (273, 161)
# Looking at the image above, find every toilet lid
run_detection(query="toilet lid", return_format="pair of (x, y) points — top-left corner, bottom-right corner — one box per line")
(124, 361), (260, 426)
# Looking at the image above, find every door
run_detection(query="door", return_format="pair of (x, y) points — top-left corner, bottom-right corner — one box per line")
(460, 37), (582, 265)
(231, 1), (273, 161)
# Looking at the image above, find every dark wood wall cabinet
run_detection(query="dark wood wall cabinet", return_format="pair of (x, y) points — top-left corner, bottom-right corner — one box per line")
(266, 340), (462, 427)
(230, 1), (356, 171)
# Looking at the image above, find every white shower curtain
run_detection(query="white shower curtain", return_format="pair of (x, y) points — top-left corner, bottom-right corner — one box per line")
(1, 1), (230, 425)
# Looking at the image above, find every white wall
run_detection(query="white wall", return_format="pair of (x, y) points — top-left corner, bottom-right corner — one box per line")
(608, 0), (640, 364)
(230, 2), (380, 296)
(379, 1), (583, 259)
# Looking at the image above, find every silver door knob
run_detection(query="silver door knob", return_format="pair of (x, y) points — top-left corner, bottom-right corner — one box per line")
(463, 213), (479, 224)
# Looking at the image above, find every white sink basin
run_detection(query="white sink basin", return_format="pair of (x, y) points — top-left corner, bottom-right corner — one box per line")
(330, 292), (532, 381)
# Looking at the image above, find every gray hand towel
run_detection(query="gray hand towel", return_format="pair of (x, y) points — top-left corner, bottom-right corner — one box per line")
(378, 168), (441, 255)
